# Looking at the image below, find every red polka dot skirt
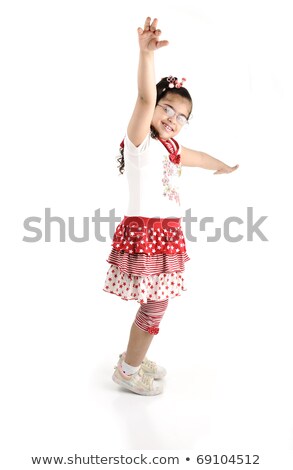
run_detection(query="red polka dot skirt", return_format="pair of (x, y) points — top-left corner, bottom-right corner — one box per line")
(103, 215), (190, 304)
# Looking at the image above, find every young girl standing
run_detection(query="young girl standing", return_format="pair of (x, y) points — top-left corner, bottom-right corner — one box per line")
(103, 17), (239, 396)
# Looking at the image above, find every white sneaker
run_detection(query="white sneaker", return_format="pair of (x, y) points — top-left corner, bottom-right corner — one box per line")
(118, 352), (167, 379)
(112, 362), (164, 396)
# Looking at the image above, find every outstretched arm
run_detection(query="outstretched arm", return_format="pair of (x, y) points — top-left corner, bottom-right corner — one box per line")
(127, 17), (169, 147)
(181, 145), (239, 174)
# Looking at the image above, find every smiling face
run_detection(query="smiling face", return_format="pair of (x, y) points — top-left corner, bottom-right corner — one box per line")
(151, 92), (192, 140)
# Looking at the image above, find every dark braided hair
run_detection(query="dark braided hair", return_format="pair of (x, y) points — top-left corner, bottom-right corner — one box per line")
(117, 76), (193, 174)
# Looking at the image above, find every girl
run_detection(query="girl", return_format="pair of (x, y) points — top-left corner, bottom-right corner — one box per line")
(103, 17), (239, 396)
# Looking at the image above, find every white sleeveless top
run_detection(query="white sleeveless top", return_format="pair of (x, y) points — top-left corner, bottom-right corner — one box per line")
(123, 131), (183, 218)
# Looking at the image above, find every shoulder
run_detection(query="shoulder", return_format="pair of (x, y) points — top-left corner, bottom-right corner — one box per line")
(124, 131), (151, 156)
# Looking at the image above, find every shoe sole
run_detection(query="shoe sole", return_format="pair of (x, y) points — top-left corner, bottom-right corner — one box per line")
(112, 371), (163, 396)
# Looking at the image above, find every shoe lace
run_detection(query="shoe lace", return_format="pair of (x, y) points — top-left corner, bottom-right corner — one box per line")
(138, 368), (154, 389)
(143, 358), (156, 371)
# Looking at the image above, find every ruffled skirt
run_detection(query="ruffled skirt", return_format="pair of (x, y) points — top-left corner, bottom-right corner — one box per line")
(103, 215), (190, 304)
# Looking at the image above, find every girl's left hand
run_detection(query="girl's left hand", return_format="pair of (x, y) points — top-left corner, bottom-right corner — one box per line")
(213, 164), (239, 175)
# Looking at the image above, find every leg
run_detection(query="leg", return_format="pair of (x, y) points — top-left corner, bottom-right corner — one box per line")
(124, 322), (155, 366)
(124, 299), (169, 366)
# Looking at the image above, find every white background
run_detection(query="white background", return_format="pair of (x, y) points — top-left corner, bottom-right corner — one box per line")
(1, 0), (293, 468)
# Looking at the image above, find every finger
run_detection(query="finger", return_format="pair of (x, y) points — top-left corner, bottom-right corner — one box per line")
(144, 16), (151, 31)
(230, 165), (238, 172)
(155, 29), (161, 35)
(156, 40), (169, 49)
(150, 18), (158, 31)
(137, 27), (143, 35)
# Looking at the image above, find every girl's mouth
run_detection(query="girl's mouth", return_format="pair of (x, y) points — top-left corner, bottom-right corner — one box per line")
(162, 122), (174, 132)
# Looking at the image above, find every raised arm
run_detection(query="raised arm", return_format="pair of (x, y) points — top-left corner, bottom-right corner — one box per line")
(127, 17), (169, 147)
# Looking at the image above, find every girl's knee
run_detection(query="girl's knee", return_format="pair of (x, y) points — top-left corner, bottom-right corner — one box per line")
(134, 298), (169, 335)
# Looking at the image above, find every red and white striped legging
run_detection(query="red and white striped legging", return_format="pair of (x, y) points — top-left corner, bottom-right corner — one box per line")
(134, 299), (169, 335)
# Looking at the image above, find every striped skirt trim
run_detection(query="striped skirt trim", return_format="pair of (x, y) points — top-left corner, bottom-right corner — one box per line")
(106, 249), (190, 276)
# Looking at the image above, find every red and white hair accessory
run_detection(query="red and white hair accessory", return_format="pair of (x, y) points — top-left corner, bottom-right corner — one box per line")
(166, 75), (186, 88)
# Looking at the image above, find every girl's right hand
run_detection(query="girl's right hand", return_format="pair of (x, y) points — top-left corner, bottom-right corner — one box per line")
(137, 17), (169, 52)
